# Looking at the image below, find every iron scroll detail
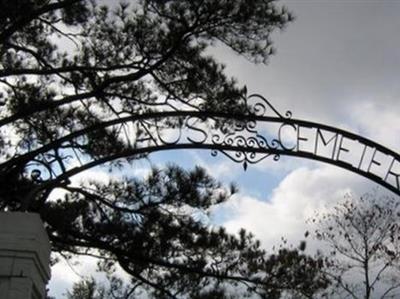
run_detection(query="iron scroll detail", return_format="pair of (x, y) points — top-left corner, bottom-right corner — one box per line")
(210, 94), (293, 170)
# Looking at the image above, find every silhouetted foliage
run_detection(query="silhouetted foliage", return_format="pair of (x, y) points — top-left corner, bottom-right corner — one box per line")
(66, 240), (329, 299)
(311, 192), (400, 299)
(0, 0), (331, 297)
(0, 0), (292, 214)
(45, 165), (329, 298)
(66, 277), (106, 299)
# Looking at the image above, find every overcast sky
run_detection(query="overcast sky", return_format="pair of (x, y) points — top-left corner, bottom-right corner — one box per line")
(48, 1), (400, 297)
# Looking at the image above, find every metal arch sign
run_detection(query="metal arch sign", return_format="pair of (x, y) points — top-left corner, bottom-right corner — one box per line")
(5, 94), (400, 198)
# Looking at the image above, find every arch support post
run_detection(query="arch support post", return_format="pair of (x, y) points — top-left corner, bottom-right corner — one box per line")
(0, 212), (51, 299)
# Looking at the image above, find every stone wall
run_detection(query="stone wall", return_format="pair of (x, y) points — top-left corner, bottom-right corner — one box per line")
(0, 212), (51, 299)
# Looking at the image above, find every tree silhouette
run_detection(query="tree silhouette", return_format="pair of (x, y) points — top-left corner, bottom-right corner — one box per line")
(0, 1), (330, 297)
(64, 242), (329, 299)
(65, 277), (107, 299)
(311, 192), (400, 299)
(0, 0), (292, 209)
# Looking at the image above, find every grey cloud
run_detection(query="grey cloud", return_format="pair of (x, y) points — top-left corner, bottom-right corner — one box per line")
(214, 0), (400, 135)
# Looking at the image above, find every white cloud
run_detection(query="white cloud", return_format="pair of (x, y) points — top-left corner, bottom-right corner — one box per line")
(48, 254), (132, 298)
(48, 255), (99, 298)
(216, 165), (373, 252)
(190, 151), (243, 180)
(350, 99), (400, 151)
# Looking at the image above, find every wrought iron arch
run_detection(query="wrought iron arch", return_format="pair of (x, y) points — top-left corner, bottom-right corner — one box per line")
(3, 94), (400, 208)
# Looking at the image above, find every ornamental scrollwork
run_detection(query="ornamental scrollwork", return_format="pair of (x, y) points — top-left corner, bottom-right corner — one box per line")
(131, 94), (292, 170)
(208, 94), (292, 170)
(245, 93), (292, 120)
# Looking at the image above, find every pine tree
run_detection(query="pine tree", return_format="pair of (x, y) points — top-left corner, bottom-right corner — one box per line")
(0, 1), (328, 297)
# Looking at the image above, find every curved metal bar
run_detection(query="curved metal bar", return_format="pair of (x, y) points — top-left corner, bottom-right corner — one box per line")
(3, 110), (397, 168)
(42, 142), (400, 198)
(4, 94), (400, 199)
(6, 114), (400, 196)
